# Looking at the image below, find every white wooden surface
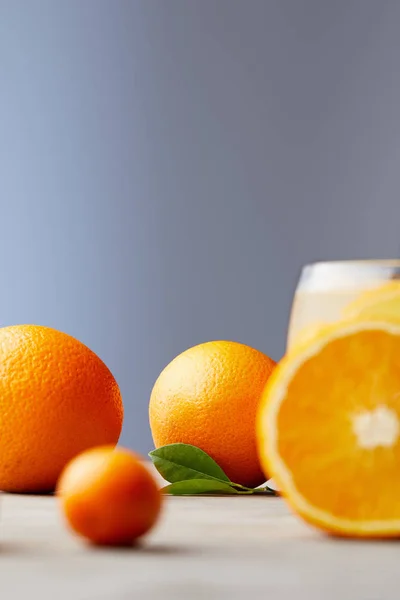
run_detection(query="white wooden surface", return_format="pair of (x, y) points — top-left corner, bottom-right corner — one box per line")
(0, 466), (397, 599)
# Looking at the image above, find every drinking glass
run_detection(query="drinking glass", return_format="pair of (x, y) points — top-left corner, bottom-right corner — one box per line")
(266, 259), (400, 493)
(287, 260), (400, 350)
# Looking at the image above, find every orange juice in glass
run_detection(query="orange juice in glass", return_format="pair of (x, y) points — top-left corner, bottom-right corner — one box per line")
(287, 260), (400, 351)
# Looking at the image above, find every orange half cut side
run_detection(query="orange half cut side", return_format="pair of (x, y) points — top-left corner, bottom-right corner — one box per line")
(257, 319), (400, 537)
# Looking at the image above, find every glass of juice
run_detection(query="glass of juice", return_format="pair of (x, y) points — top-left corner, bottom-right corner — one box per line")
(266, 259), (400, 493)
(287, 260), (400, 351)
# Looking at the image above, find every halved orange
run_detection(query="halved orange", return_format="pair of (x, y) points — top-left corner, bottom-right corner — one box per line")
(257, 318), (400, 537)
(343, 281), (400, 321)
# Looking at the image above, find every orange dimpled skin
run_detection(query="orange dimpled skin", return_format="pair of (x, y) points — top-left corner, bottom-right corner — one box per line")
(57, 446), (162, 546)
(149, 340), (276, 488)
(0, 325), (123, 492)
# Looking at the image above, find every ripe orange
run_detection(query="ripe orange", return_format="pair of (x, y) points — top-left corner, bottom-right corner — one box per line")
(257, 318), (400, 537)
(0, 324), (123, 493)
(149, 340), (276, 487)
(57, 446), (162, 546)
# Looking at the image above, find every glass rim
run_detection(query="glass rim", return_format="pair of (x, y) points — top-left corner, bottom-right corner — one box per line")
(298, 259), (400, 291)
(304, 259), (400, 269)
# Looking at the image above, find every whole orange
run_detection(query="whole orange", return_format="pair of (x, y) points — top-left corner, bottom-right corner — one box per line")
(149, 340), (276, 487)
(0, 324), (123, 493)
(57, 446), (162, 546)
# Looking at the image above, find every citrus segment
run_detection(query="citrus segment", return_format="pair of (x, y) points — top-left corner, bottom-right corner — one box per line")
(343, 281), (400, 321)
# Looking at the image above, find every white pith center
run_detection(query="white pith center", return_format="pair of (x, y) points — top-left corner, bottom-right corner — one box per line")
(352, 405), (399, 449)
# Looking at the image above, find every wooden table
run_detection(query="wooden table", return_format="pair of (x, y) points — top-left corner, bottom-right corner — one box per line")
(0, 468), (397, 599)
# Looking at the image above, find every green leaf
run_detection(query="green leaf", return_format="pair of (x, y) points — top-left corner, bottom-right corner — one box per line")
(149, 443), (230, 484)
(162, 478), (250, 495)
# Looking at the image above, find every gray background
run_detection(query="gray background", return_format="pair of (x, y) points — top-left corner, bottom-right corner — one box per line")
(2, 0), (400, 452)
